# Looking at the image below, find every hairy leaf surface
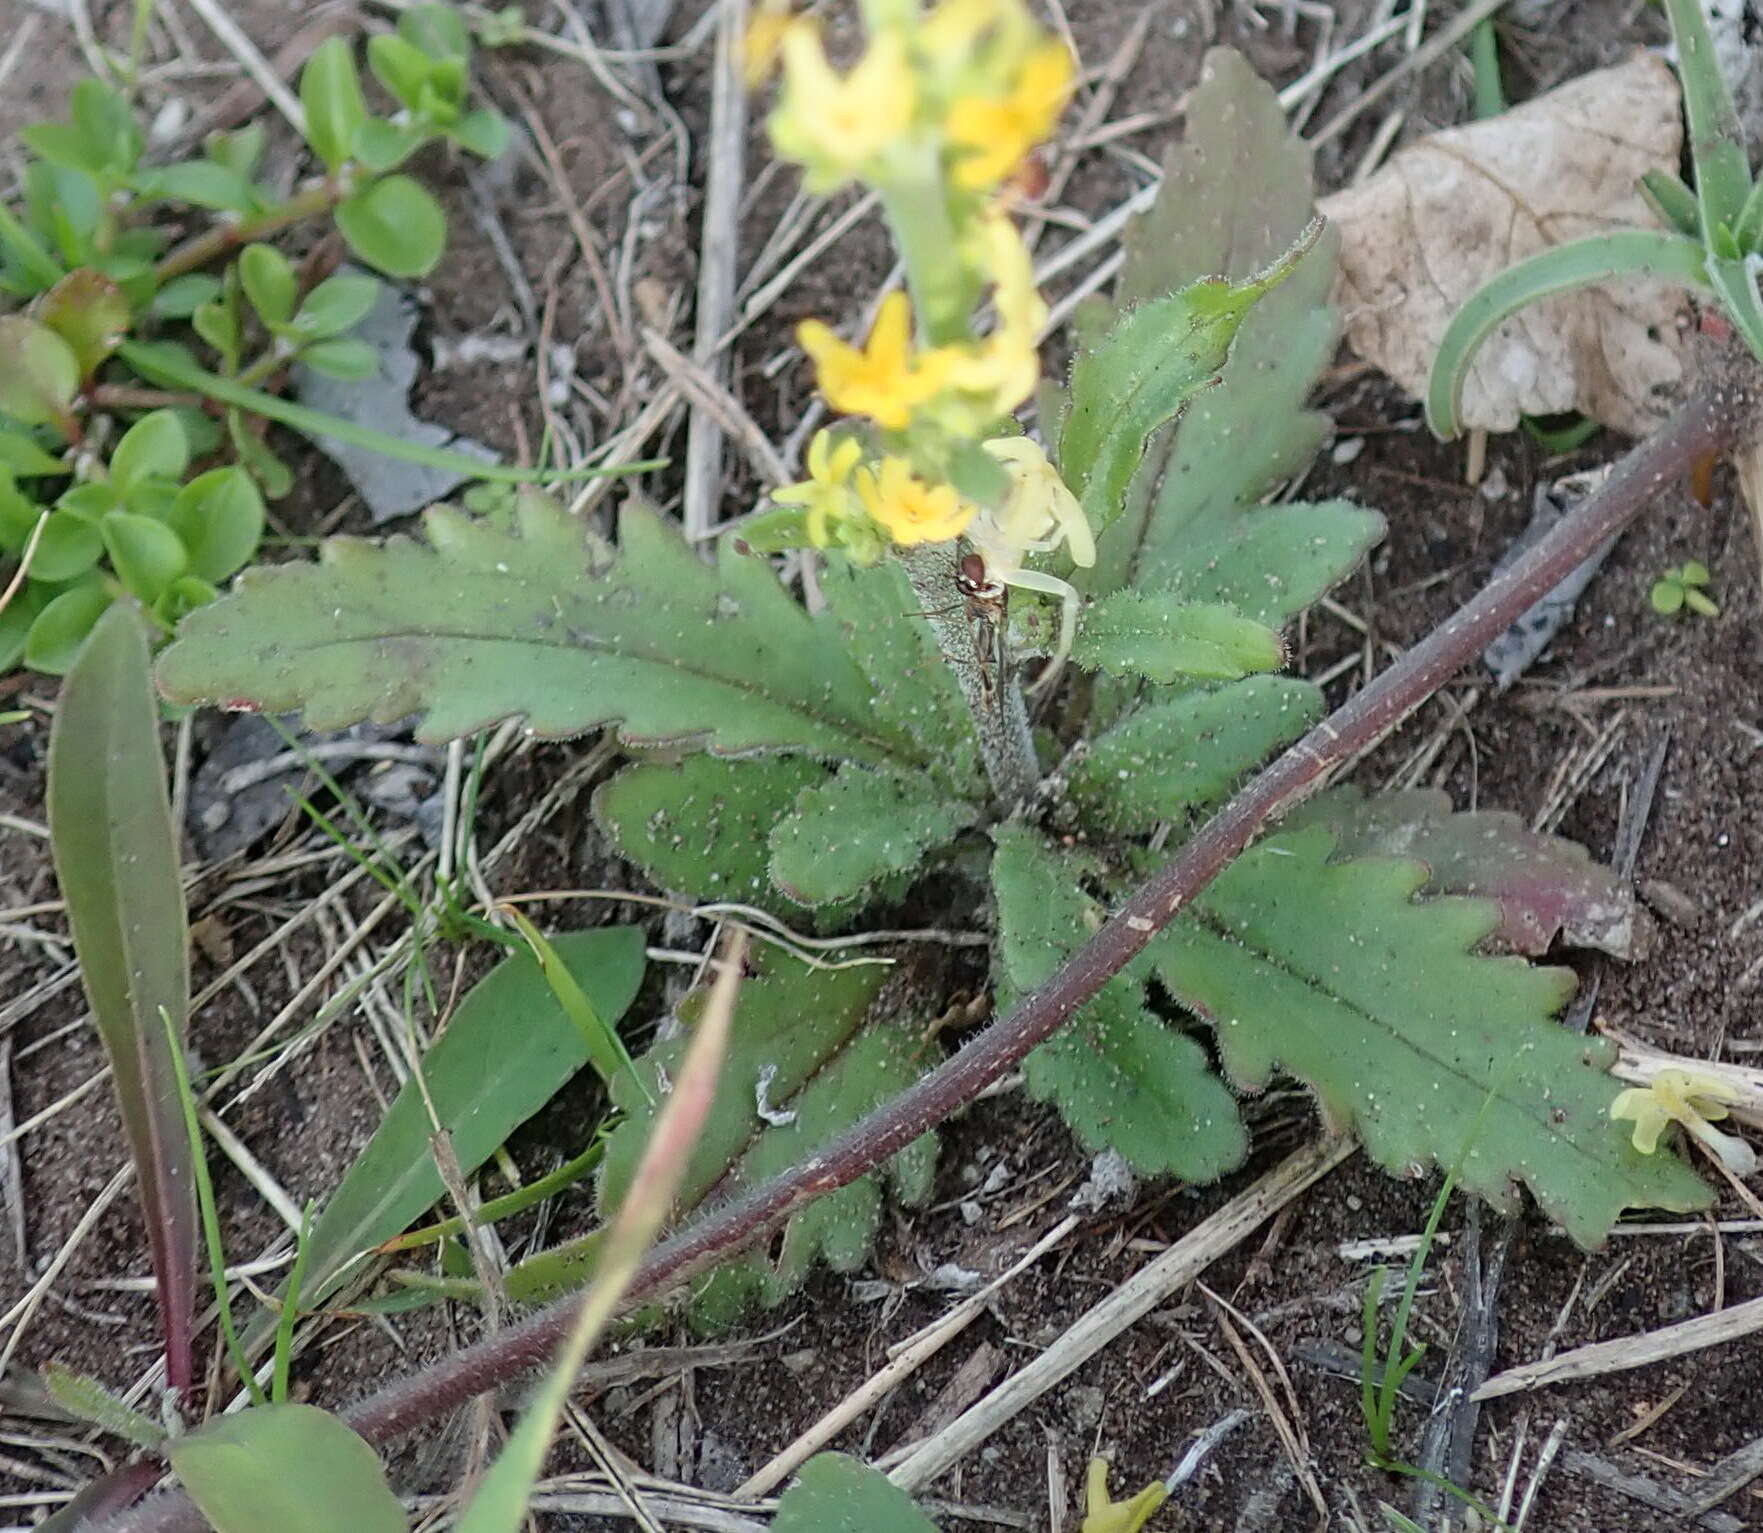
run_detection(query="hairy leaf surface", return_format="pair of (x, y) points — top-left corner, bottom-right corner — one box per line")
(1149, 829), (1708, 1245)
(595, 754), (830, 908)
(158, 498), (920, 764)
(1070, 676), (1321, 833)
(1279, 786), (1646, 959)
(1080, 48), (1382, 612)
(770, 764), (979, 906)
(591, 956), (936, 1325)
(1072, 590), (1285, 683)
(993, 825), (1246, 1180)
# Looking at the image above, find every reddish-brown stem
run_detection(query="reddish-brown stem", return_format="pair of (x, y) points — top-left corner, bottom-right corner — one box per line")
(88, 372), (1752, 1533)
(152, 179), (345, 285)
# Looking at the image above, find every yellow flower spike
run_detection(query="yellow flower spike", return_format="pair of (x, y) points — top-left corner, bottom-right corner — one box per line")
(798, 292), (956, 429)
(1082, 1458), (1168, 1533)
(856, 456), (977, 545)
(1611, 1068), (1759, 1176)
(772, 428), (865, 546)
(768, 21), (918, 194)
(945, 37), (1074, 190)
(742, 1), (794, 86)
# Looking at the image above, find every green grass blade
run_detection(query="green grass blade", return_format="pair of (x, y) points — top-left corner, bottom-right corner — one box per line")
(1426, 230), (1711, 438)
(374, 1140), (604, 1255)
(501, 907), (648, 1103)
(161, 1004), (265, 1404)
(46, 602), (197, 1390)
(1661, 0), (1753, 236)
(119, 340), (661, 486)
(272, 1202), (316, 1404)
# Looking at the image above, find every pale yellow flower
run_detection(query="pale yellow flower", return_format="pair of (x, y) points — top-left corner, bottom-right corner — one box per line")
(797, 292), (956, 428)
(977, 435), (1093, 569)
(1081, 1458), (1167, 1533)
(772, 428), (865, 546)
(947, 214), (1048, 411)
(856, 456), (976, 544)
(768, 21), (917, 193)
(945, 38), (1073, 190)
(1611, 1068), (1758, 1176)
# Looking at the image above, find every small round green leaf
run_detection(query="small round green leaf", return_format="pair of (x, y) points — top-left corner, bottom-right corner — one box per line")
(294, 273), (380, 338)
(1650, 579), (1684, 615)
(336, 176), (446, 278)
(367, 34), (435, 109)
(352, 117), (430, 174)
(135, 159), (258, 213)
(299, 37), (370, 172)
(110, 410), (189, 500)
(451, 107), (511, 161)
(0, 582), (46, 671)
(238, 244), (298, 329)
(31, 507), (105, 581)
(298, 338), (380, 379)
(0, 471), (44, 548)
(24, 581), (112, 673)
(152, 273), (223, 319)
(69, 79), (142, 174)
(0, 316), (80, 428)
(401, 2), (471, 60)
(41, 269), (131, 377)
(169, 1403), (407, 1533)
(168, 466), (265, 582)
(0, 429), (67, 477)
(192, 292), (241, 366)
(102, 510), (188, 601)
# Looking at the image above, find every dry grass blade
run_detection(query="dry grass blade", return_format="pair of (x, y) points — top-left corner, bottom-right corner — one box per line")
(886, 1140), (1353, 1493)
(1473, 1290), (1763, 1402)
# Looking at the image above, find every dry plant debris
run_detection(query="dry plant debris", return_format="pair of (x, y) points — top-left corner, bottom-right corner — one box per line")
(1321, 54), (1689, 435)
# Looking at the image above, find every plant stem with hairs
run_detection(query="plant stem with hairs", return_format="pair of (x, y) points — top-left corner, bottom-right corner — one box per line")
(88, 364), (1757, 1533)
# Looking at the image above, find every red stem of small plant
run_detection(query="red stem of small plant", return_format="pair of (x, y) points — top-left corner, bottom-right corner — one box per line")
(87, 371), (1753, 1533)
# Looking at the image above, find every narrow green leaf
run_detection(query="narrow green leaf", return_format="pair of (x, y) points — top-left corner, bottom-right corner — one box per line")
(1069, 676), (1322, 833)
(1058, 236), (1312, 533)
(594, 754), (831, 909)
(452, 107), (512, 161)
(133, 159), (258, 213)
(1071, 592), (1284, 683)
(336, 176), (446, 278)
(170, 1404), (406, 1533)
(42, 1364), (167, 1450)
(501, 908), (646, 1099)
(298, 337), (381, 379)
(772, 1453), (942, 1532)
(257, 928), (644, 1327)
(295, 273), (381, 338)
(1149, 828), (1711, 1245)
(769, 763), (977, 906)
(156, 497), (913, 760)
(1641, 169), (1703, 239)
(368, 34), (436, 109)
(1661, 0), (1752, 237)
(0, 200), (66, 290)
(299, 36), (369, 172)
(46, 604), (196, 1381)
(401, 2), (472, 61)
(121, 340), (645, 487)
(992, 823), (1247, 1181)
(1426, 231), (1711, 439)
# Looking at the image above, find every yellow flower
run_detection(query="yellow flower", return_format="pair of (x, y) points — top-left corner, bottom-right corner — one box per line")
(768, 21), (917, 193)
(798, 292), (956, 429)
(742, 2), (794, 87)
(857, 456), (976, 545)
(1611, 1068), (1758, 1176)
(945, 38), (1073, 190)
(978, 435), (1093, 569)
(957, 214), (1048, 409)
(773, 428), (864, 546)
(1081, 1458), (1167, 1533)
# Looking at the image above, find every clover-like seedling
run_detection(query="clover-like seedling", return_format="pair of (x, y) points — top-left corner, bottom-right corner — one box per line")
(1649, 559), (1719, 617)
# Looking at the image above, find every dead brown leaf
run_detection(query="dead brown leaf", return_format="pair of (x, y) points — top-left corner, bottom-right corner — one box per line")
(1320, 53), (1690, 436)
